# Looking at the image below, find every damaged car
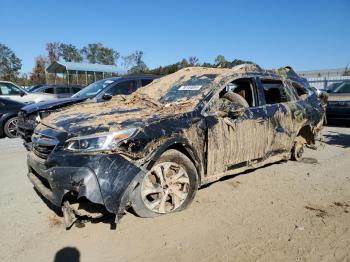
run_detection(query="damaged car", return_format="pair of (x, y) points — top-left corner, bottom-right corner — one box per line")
(26, 65), (325, 227)
(17, 75), (158, 146)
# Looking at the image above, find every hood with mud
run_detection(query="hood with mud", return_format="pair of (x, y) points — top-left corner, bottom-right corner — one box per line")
(41, 93), (196, 136)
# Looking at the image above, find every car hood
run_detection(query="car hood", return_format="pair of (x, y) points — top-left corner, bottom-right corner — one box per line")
(40, 94), (197, 136)
(21, 97), (88, 115)
(327, 93), (350, 102)
(24, 93), (57, 103)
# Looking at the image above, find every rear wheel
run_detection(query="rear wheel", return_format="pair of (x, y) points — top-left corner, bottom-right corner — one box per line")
(4, 117), (19, 138)
(131, 149), (198, 218)
(292, 142), (304, 161)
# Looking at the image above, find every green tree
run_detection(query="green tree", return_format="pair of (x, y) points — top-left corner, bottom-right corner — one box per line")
(180, 58), (189, 68)
(59, 43), (83, 62)
(127, 51), (148, 74)
(81, 43), (119, 65)
(0, 43), (22, 81)
(30, 56), (47, 85)
(214, 54), (227, 67)
(46, 42), (61, 63)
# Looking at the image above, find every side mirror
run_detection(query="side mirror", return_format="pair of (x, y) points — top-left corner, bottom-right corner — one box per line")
(20, 91), (26, 97)
(326, 89), (331, 93)
(102, 93), (113, 101)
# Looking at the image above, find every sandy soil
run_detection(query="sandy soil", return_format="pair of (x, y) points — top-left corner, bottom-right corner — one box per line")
(0, 126), (349, 262)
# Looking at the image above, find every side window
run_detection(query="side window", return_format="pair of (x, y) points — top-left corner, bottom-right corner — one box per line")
(262, 79), (292, 104)
(44, 88), (54, 94)
(291, 82), (308, 100)
(0, 83), (21, 95)
(71, 87), (81, 94)
(55, 87), (70, 94)
(141, 79), (153, 87)
(219, 78), (257, 107)
(107, 80), (137, 96)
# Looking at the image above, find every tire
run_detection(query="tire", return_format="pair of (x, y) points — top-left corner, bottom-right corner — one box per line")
(131, 149), (199, 218)
(291, 142), (304, 161)
(4, 117), (19, 138)
(222, 92), (249, 107)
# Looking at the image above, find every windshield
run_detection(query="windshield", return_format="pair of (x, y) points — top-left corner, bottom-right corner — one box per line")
(326, 82), (341, 92)
(136, 67), (233, 105)
(72, 79), (117, 98)
(29, 84), (45, 92)
(330, 81), (350, 93)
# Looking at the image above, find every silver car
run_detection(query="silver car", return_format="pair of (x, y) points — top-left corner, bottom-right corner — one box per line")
(0, 81), (56, 104)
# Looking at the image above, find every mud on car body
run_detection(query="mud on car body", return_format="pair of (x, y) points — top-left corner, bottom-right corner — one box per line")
(26, 65), (324, 227)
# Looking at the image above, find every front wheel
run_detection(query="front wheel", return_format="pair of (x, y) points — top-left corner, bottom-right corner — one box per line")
(4, 117), (19, 138)
(131, 149), (198, 218)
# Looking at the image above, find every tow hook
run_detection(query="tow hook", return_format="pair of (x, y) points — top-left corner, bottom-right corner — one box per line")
(62, 201), (77, 229)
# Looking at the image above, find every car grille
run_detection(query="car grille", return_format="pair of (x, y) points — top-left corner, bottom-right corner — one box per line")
(32, 132), (58, 159)
(33, 144), (56, 159)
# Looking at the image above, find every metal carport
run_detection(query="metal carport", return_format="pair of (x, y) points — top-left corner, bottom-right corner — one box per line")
(46, 61), (125, 85)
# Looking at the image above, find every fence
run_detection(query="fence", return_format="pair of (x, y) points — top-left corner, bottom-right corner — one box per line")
(306, 75), (350, 89)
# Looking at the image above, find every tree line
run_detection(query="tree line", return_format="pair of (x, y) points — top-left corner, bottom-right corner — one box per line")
(0, 42), (255, 86)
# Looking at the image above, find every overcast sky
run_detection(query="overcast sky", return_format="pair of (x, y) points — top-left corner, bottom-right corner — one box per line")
(1, 0), (349, 73)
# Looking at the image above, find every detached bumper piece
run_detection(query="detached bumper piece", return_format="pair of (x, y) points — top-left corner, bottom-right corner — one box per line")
(27, 152), (145, 227)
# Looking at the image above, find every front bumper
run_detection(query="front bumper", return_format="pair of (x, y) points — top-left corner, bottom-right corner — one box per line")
(27, 151), (145, 217)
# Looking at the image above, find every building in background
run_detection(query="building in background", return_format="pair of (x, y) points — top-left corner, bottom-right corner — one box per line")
(46, 61), (125, 86)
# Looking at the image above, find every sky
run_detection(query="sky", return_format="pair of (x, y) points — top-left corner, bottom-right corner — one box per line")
(1, 0), (349, 73)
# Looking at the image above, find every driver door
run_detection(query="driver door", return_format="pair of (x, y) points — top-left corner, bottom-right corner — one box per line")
(206, 78), (269, 177)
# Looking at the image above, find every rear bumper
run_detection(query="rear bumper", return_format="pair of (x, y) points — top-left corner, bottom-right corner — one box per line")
(27, 151), (145, 216)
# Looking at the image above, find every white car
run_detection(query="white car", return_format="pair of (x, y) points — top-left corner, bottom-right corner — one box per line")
(0, 81), (56, 104)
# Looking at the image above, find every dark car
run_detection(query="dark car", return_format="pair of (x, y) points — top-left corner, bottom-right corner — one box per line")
(26, 65), (325, 228)
(30, 84), (82, 98)
(17, 75), (158, 145)
(326, 81), (350, 122)
(0, 97), (26, 138)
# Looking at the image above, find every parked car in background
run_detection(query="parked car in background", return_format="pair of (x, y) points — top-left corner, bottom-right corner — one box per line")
(17, 75), (158, 146)
(325, 82), (342, 93)
(0, 97), (26, 138)
(25, 65), (325, 227)
(30, 84), (83, 98)
(28, 84), (46, 92)
(0, 81), (56, 104)
(326, 81), (350, 122)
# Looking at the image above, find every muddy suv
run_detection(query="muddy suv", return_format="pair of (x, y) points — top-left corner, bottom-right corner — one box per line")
(26, 65), (324, 227)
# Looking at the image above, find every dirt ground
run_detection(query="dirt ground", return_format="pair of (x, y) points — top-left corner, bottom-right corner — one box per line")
(0, 126), (349, 262)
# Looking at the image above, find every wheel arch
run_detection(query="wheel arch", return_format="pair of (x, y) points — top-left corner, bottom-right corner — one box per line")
(295, 124), (315, 145)
(145, 138), (203, 185)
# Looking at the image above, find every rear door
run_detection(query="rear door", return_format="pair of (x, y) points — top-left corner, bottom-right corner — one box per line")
(259, 78), (300, 154)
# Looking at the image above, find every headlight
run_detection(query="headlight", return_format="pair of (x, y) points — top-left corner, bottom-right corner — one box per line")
(65, 128), (137, 152)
